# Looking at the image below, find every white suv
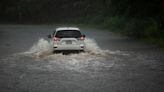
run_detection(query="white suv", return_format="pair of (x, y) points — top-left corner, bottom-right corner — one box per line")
(48, 27), (85, 53)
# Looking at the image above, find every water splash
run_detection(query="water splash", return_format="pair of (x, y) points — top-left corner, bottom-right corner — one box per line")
(84, 38), (107, 55)
(6, 38), (130, 72)
(22, 38), (128, 58)
(25, 38), (53, 57)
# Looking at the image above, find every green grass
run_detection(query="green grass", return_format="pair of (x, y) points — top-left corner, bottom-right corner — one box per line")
(71, 16), (164, 48)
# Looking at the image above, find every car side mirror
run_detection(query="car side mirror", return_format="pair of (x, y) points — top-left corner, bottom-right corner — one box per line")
(47, 34), (52, 38)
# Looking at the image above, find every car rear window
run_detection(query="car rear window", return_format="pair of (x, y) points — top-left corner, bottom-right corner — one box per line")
(55, 30), (81, 38)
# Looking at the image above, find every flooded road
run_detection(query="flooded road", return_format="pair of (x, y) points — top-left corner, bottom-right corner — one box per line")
(0, 25), (164, 92)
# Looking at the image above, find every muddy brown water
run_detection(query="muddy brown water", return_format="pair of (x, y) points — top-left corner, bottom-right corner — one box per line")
(0, 25), (164, 92)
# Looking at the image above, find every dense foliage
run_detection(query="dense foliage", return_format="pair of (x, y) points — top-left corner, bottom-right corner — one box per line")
(0, 0), (163, 47)
(0, 0), (159, 22)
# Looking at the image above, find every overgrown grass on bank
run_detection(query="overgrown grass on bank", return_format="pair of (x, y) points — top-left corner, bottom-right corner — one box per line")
(71, 16), (164, 48)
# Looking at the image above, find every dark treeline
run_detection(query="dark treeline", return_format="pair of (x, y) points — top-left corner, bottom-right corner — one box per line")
(0, 0), (159, 23)
(0, 0), (163, 47)
(0, 0), (98, 23)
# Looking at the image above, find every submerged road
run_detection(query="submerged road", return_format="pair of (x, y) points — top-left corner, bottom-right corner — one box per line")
(0, 25), (164, 92)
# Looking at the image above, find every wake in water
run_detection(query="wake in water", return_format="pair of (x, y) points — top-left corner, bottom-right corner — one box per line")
(23, 38), (128, 58)
(26, 38), (53, 57)
(4, 38), (129, 72)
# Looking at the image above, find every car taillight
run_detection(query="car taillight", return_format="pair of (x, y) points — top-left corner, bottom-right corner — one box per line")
(53, 37), (60, 41)
(80, 36), (85, 40)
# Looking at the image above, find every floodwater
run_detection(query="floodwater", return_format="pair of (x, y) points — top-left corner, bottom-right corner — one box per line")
(0, 25), (164, 92)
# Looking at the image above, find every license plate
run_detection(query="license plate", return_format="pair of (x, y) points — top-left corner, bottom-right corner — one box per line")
(66, 41), (72, 44)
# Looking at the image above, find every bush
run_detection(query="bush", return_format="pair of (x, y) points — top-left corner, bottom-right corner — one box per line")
(144, 19), (159, 38)
(103, 16), (126, 30)
(103, 17), (159, 39)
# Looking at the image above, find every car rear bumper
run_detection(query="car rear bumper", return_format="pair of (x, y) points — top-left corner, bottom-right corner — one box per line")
(53, 44), (85, 51)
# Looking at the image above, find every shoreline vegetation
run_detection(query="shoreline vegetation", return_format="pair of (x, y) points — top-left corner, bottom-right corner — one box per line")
(0, 0), (162, 48)
(71, 16), (163, 48)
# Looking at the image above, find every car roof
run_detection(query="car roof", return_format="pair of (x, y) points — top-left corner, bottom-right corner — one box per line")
(56, 27), (80, 31)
